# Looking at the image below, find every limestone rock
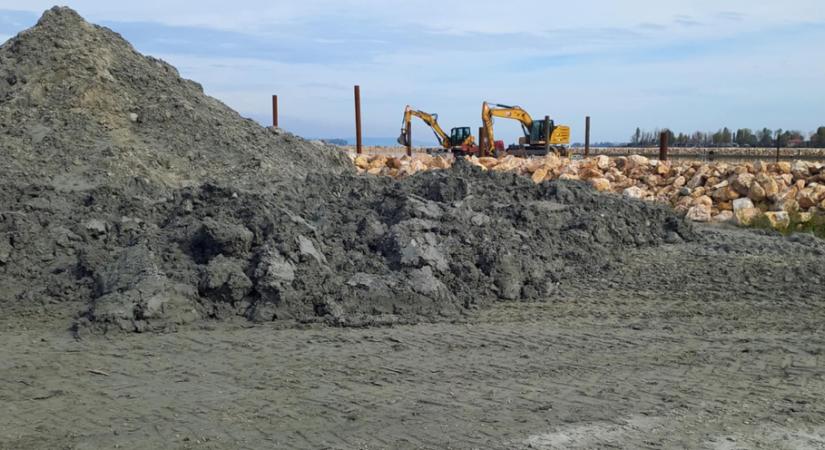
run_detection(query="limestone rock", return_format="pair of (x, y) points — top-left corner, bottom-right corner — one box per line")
(713, 211), (734, 223)
(731, 173), (755, 196)
(532, 167), (549, 184)
(626, 155), (649, 171)
(765, 211), (790, 230)
(589, 178), (611, 192)
(686, 204), (712, 222)
(622, 186), (645, 199)
(732, 198), (755, 213)
(734, 207), (761, 226)
(748, 182), (767, 202)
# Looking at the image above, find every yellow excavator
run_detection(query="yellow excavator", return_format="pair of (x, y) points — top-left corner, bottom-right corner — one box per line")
(397, 105), (478, 155)
(481, 101), (570, 156)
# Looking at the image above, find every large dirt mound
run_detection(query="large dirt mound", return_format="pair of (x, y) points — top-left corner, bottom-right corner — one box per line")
(0, 7), (350, 190)
(1, 160), (697, 332)
(0, 8), (741, 333)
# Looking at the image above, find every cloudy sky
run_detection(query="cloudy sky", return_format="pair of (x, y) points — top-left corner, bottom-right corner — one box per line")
(1, 1), (823, 144)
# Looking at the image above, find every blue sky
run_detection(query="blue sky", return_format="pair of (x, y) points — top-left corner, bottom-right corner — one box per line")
(1, 1), (824, 144)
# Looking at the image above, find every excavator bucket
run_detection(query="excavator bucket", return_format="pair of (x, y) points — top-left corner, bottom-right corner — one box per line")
(397, 131), (410, 146)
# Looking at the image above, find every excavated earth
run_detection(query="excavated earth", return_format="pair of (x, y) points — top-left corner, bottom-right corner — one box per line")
(1, 7), (824, 450)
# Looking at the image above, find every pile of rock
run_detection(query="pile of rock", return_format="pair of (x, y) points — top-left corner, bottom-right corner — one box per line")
(351, 153), (825, 229)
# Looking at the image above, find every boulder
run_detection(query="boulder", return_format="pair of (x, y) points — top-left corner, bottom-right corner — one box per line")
(776, 161), (792, 174)
(687, 170), (707, 189)
(797, 212), (814, 224)
(685, 204), (712, 222)
(532, 167), (550, 184)
(748, 182), (767, 202)
(712, 211), (734, 223)
(368, 155), (389, 170)
(579, 167), (604, 180)
(491, 156), (522, 172)
(478, 157), (500, 169)
(625, 155), (649, 171)
(734, 207), (761, 226)
(595, 155), (610, 170)
(543, 154), (563, 171)
(730, 173), (755, 196)
(755, 174), (780, 199)
(765, 211), (790, 230)
(692, 195), (713, 208)
(711, 186), (740, 202)
(797, 188), (818, 209)
(622, 186), (645, 199)
(524, 158), (545, 173)
(792, 161), (811, 180)
(589, 178), (611, 192)
(673, 176), (687, 188)
(732, 198), (755, 213)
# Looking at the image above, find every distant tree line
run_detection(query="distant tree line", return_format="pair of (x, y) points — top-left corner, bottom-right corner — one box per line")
(629, 126), (825, 148)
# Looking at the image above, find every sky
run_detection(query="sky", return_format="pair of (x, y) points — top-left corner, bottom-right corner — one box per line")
(0, 1), (824, 145)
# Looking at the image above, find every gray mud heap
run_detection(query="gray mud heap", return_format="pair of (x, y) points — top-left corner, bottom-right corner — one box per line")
(1, 8), (823, 333)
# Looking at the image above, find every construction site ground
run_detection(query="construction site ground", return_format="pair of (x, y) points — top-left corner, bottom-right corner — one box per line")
(2, 228), (823, 450)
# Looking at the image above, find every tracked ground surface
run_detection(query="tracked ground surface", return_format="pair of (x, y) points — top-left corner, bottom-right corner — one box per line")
(1, 7), (824, 450)
(2, 248), (825, 449)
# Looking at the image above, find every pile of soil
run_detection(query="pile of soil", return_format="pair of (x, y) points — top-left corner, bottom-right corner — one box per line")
(0, 7), (350, 191)
(7, 8), (817, 334)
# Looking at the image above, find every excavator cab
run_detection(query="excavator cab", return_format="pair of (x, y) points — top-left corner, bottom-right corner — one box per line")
(530, 120), (553, 143)
(531, 120), (571, 146)
(450, 127), (471, 146)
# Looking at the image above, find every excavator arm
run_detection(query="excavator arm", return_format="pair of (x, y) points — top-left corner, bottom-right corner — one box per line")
(481, 102), (534, 155)
(398, 105), (452, 149)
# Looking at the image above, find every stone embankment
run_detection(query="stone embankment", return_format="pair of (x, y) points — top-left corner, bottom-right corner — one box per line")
(582, 147), (825, 159)
(352, 153), (825, 230)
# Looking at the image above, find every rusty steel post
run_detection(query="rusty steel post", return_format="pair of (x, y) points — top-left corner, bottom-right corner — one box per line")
(585, 116), (591, 157)
(659, 131), (669, 161)
(544, 115), (552, 156)
(405, 119), (412, 157)
(776, 133), (781, 163)
(354, 85), (362, 155)
(478, 126), (486, 157)
(271, 95), (279, 128)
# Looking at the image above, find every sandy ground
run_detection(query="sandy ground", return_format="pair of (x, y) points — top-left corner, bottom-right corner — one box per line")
(2, 281), (824, 449)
